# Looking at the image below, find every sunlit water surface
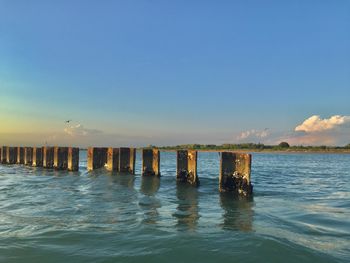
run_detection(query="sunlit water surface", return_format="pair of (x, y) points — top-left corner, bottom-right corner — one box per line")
(0, 151), (349, 262)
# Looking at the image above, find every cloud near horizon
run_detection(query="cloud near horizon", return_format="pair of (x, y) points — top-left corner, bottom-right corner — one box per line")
(235, 115), (350, 146)
(295, 115), (350, 133)
(281, 115), (350, 146)
(64, 124), (103, 137)
(236, 129), (270, 142)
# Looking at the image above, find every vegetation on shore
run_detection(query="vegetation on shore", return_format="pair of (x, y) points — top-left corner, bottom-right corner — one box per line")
(147, 142), (350, 153)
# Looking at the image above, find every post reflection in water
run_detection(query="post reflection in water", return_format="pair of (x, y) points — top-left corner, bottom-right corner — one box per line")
(139, 176), (161, 225)
(174, 183), (199, 230)
(140, 176), (160, 196)
(110, 173), (135, 189)
(109, 173), (137, 226)
(220, 193), (254, 232)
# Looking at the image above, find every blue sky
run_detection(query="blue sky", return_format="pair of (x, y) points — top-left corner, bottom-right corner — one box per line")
(0, 0), (349, 146)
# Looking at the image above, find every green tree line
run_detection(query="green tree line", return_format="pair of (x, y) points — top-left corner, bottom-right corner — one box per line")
(153, 142), (350, 152)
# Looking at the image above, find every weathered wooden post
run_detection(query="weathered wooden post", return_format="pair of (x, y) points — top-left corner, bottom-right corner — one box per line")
(24, 147), (33, 165)
(87, 147), (108, 171)
(7, 147), (18, 164)
(119, 147), (136, 174)
(219, 152), (253, 196)
(130, 148), (136, 174)
(32, 147), (43, 167)
(68, 147), (79, 171)
(1, 146), (8, 163)
(43, 146), (54, 168)
(54, 147), (68, 170)
(107, 147), (119, 171)
(142, 149), (160, 176)
(16, 147), (25, 164)
(176, 150), (199, 186)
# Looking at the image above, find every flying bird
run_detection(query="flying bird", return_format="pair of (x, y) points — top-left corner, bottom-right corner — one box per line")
(65, 120), (72, 123)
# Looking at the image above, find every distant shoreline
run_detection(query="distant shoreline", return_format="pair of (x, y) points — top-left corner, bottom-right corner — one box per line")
(79, 147), (350, 154)
(156, 149), (350, 154)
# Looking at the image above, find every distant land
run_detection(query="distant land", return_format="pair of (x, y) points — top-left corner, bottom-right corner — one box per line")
(79, 143), (350, 153)
(151, 142), (350, 153)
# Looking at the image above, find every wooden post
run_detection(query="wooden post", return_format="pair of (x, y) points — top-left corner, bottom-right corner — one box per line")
(1, 146), (8, 163)
(16, 147), (25, 164)
(130, 148), (136, 174)
(119, 147), (136, 174)
(219, 152), (253, 196)
(87, 147), (108, 171)
(43, 146), (54, 168)
(68, 147), (79, 171)
(7, 147), (18, 164)
(54, 147), (68, 170)
(107, 147), (119, 171)
(176, 150), (199, 186)
(32, 147), (43, 167)
(24, 147), (33, 165)
(142, 149), (160, 176)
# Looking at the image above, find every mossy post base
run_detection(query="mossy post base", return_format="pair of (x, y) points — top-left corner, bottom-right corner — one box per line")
(219, 152), (253, 196)
(176, 150), (199, 186)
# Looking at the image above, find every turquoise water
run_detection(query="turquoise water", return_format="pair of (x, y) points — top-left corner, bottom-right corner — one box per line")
(0, 151), (349, 263)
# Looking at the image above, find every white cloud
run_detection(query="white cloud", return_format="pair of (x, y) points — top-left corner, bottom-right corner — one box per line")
(237, 128), (270, 141)
(64, 124), (102, 137)
(234, 115), (350, 146)
(295, 115), (350, 133)
(275, 114), (350, 146)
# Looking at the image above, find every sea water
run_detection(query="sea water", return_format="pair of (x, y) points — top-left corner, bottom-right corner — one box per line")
(0, 151), (349, 262)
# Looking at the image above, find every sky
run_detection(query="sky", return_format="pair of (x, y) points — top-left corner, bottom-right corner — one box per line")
(0, 0), (349, 147)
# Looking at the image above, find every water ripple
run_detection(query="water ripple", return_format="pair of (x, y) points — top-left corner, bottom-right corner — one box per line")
(0, 152), (349, 262)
